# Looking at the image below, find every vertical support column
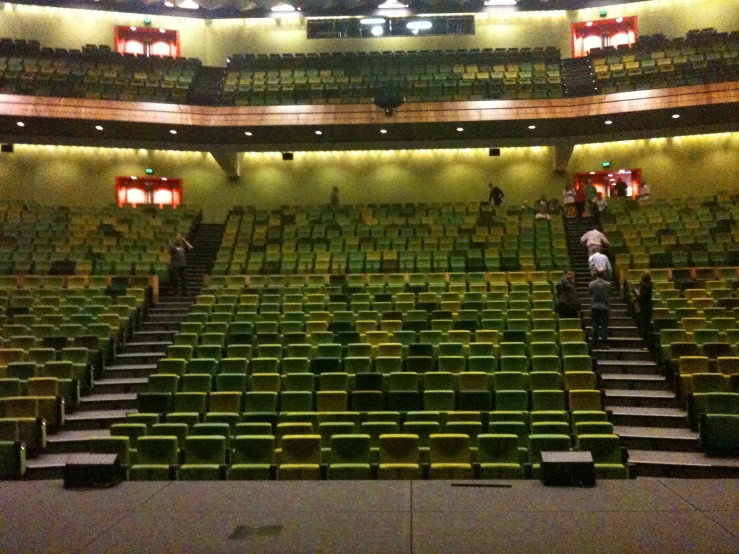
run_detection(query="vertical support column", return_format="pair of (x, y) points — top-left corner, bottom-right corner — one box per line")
(210, 151), (241, 179)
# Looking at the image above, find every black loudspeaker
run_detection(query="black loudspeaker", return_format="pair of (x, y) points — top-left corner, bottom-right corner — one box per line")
(540, 451), (596, 487)
(1, 144), (14, 153)
(282, 152), (294, 161)
(489, 148), (500, 157)
(64, 453), (124, 489)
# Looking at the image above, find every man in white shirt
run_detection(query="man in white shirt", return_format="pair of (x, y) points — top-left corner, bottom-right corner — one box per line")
(581, 226), (609, 255)
(589, 247), (613, 280)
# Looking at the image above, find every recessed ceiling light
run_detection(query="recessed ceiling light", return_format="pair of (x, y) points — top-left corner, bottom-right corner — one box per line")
(589, 171), (596, 175)
(360, 18), (385, 25)
(159, 28), (166, 34)
(380, 129), (388, 134)
(169, 129), (177, 135)
(130, 26), (136, 31)
(456, 127), (464, 132)
(16, 121), (24, 127)
(616, 17), (623, 23)
(315, 130), (323, 135)
(586, 21), (593, 27)
(161, 177), (168, 181)
(131, 176), (137, 180)
(95, 125), (103, 131)
(244, 131), (253, 136)
(672, 114), (680, 119)
(528, 125), (536, 129)
(605, 120), (613, 125)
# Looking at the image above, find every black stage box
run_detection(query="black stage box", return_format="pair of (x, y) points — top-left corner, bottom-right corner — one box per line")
(540, 451), (596, 487)
(64, 453), (124, 489)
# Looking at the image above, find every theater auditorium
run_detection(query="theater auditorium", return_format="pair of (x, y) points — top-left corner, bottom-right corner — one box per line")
(0, 0), (738, 551)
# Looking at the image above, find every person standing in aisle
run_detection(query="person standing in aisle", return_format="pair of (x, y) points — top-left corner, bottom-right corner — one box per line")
(574, 184), (587, 217)
(488, 183), (505, 206)
(564, 185), (576, 217)
(589, 269), (611, 348)
(632, 271), (654, 340)
(556, 268), (581, 319)
(330, 186), (340, 208)
(585, 179), (597, 216)
(580, 225), (609, 255)
(169, 233), (193, 296)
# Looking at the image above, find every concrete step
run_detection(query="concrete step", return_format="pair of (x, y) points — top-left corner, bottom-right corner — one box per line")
(64, 408), (134, 431)
(615, 426), (701, 452)
(123, 341), (171, 354)
(155, 301), (193, 308)
(93, 377), (148, 395)
(592, 348), (653, 361)
(609, 406), (689, 428)
(627, 449), (739, 478)
(25, 453), (73, 480)
(605, 389), (678, 409)
(104, 363), (157, 379)
(133, 330), (178, 342)
(601, 337), (649, 349)
(595, 359), (661, 375)
(45, 429), (110, 455)
(149, 307), (190, 316)
(78, 393), (137, 412)
(115, 351), (166, 365)
(599, 372), (670, 391)
(139, 321), (181, 332)
(147, 313), (187, 322)
(585, 326), (641, 338)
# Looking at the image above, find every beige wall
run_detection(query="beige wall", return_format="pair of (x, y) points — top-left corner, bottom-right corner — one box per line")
(2, 132), (739, 221)
(569, 133), (739, 197)
(0, 0), (737, 65)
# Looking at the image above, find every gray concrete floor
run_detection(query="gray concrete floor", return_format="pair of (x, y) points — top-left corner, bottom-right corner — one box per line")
(1, 479), (738, 553)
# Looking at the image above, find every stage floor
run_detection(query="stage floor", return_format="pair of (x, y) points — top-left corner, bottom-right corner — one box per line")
(1, 479), (739, 553)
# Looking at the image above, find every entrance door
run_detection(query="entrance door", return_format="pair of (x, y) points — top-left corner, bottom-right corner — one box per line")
(573, 168), (642, 198)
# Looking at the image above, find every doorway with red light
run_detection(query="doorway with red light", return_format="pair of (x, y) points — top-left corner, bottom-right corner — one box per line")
(573, 168), (643, 199)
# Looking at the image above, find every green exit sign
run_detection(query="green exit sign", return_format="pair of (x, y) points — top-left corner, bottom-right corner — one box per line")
(599, 9), (607, 17)
(145, 168), (154, 175)
(602, 161), (611, 168)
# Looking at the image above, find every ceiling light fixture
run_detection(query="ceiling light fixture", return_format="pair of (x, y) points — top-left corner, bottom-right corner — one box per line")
(178, 0), (200, 9)
(16, 121), (24, 127)
(95, 125), (104, 131)
(161, 177), (168, 181)
(360, 18), (386, 25)
(528, 125), (536, 129)
(616, 17), (624, 23)
(130, 26), (136, 31)
(589, 171), (596, 175)
(245, 131), (253, 136)
(271, 3), (296, 12)
(160, 28), (166, 34)
(371, 26), (384, 36)
(672, 114), (680, 119)
(131, 176), (137, 180)
(484, 0), (517, 5)
(315, 130), (323, 135)
(380, 129), (388, 134)
(605, 120), (613, 125)
(164, 1), (174, 6)
(406, 21), (432, 31)
(377, 0), (407, 9)
(169, 129), (177, 135)
(456, 127), (464, 132)
(586, 21), (593, 27)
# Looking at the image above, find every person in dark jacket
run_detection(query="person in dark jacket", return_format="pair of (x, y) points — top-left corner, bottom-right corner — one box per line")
(169, 233), (193, 296)
(488, 183), (505, 206)
(589, 269), (611, 348)
(556, 268), (581, 319)
(632, 271), (653, 339)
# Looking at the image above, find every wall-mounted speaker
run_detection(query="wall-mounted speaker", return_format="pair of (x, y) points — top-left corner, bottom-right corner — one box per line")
(282, 152), (294, 161)
(1, 144), (14, 153)
(489, 148), (500, 157)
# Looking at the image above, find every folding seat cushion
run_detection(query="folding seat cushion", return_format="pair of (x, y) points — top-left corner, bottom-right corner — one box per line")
(377, 434), (422, 479)
(477, 434), (525, 479)
(230, 435), (275, 480)
(279, 434), (322, 480)
(327, 434), (372, 480)
(428, 434), (473, 479)
(180, 436), (228, 480)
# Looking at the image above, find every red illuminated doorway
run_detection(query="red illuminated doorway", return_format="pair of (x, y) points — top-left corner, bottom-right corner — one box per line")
(116, 176), (183, 207)
(574, 169), (643, 198)
(572, 17), (638, 58)
(115, 26), (180, 58)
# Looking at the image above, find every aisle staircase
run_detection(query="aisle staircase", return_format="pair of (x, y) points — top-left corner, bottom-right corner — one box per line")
(565, 216), (738, 477)
(25, 223), (224, 478)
